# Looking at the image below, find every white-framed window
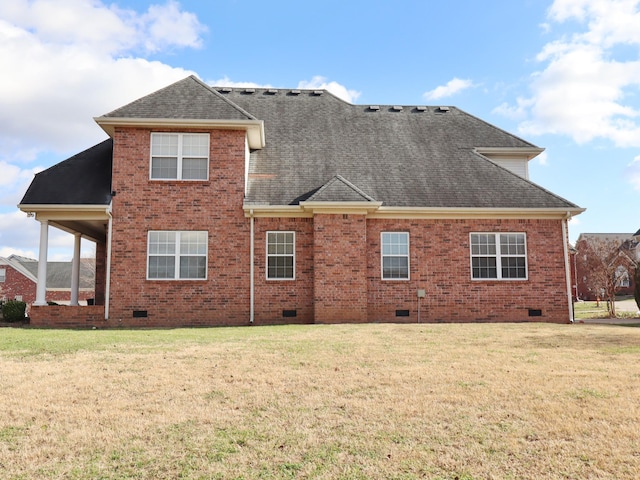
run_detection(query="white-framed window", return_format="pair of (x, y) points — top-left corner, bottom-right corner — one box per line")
(615, 266), (630, 288)
(0, 268), (5, 282)
(470, 233), (527, 280)
(266, 231), (295, 280)
(150, 133), (209, 180)
(381, 232), (410, 280)
(147, 231), (207, 280)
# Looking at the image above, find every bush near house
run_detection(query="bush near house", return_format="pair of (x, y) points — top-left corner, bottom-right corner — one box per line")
(2, 300), (27, 322)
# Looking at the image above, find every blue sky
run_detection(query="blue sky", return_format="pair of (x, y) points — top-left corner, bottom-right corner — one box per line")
(1, 0), (639, 260)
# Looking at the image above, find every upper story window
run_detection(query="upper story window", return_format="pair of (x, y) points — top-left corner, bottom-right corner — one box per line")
(470, 233), (527, 280)
(266, 231), (295, 280)
(150, 133), (209, 180)
(381, 232), (410, 280)
(147, 231), (208, 280)
(0, 268), (5, 282)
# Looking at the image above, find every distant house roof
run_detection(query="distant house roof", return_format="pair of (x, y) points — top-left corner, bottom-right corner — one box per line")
(21, 75), (581, 212)
(0, 255), (94, 289)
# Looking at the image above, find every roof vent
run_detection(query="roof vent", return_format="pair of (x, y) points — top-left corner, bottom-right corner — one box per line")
(415, 106), (427, 111)
(290, 89), (301, 95)
(369, 105), (380, 111)
(391, 105), (403, 112)
(437, 106), (450, 113)
(266, 89), (278, 95)
(312, 90), (323, 96)
(219, 87), (232, 93)
(243, 88), (255, 94)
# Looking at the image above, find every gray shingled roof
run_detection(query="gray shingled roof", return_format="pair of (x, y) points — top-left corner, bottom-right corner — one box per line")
(20, 139), (113, 205)
(102, 76), (256, 121)
(220, 85), (578, 209)
(11, 256), (94, 289)
(21, 76), (580, 211)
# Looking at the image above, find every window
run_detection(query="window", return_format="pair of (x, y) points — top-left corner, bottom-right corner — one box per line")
(381, 232), (410, 280)
(615, 266), (630, 288)
(0, 268), (5, 282)
(150, 133), (209, 180)
(147, 231), (207, 280)
(470, 233), (527, 280)
(267, 232), (295, 280)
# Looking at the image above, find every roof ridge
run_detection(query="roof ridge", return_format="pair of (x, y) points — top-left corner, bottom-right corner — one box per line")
(192, 77), (257, 120)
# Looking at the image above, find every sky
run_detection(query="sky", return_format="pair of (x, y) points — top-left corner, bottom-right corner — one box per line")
(1, 0), (639, 261)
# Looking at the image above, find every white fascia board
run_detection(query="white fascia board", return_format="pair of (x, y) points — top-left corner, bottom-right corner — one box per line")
(369, 206), (586, 219)
(17, 204), (112, 221)
(244, 204), (585, 219)
(474, 147), (545, 161)
(94, 117), (266, 149)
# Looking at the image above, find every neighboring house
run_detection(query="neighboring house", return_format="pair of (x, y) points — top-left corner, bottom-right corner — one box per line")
(0, 255), (95, 306)
(574, 233), (639, 300)
(19, 76), (584, 327)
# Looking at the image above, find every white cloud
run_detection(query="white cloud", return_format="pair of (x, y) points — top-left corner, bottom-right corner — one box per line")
(498, 0), (640, 148)
(423, 78), (474, 101)
(297, 76), (361, 104)
(0, 1), (204, 162)
(626, 155), (640, 190)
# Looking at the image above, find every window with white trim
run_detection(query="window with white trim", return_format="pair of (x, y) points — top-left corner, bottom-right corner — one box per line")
(381, 232), (410, 280)
(147, 231), (207, 280)
(266, 231), (295, 280)
(0, 268), (5, 282)
(150, 133), (209, 180)
(470, 233), (527, 280)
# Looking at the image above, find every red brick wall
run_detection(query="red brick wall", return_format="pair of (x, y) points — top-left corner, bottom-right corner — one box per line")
(366, 218), (570, 323)
(30, 305), (106, 328)
(108, 128), (251, 327)
(313, 214), (368, 323)
(0, 266), (35, 304)
(252, 217), (314, 324)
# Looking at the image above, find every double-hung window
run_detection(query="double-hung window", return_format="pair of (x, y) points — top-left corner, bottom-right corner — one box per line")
(266, 231), (295, 280)
(381, 232), (410, 280)
(0, 268), (5, 282)
(147, 231), (207, 280)
(150, 133), (209, 180)
(470, 233), (527, 280)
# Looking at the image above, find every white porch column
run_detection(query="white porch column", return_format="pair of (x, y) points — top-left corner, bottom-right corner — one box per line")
(34, 220), (49, 306)
(70, 233), (81, 306)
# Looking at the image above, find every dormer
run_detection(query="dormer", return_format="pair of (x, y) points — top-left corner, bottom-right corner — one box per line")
(475, 147), (544, 180)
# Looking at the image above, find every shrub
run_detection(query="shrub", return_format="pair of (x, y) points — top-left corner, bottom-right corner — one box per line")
(2, 300), (27, 323)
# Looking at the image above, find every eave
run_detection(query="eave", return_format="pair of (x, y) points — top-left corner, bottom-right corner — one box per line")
(17, 203), (112, 242)
(474, 147), (545, 161)
(94, 117), (266, 149)
(244, 204), (586, 219)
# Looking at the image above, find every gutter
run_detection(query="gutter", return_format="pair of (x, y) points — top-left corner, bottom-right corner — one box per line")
(562, 212), (574, 323)
(105, 208), (113, 320)
(249, 209), (255, 324)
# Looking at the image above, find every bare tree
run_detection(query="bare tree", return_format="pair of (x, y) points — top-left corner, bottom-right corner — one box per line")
(577, 237), (636, 317)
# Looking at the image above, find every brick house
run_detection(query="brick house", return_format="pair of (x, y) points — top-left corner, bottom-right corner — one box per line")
(19, 76), (584, 327)
(574, 233), (639, 301)
(0, 255), (95, 307)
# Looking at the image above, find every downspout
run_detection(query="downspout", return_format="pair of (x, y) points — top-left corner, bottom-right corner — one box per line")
(561, 212), (574, 323)
(249, 209), (255, 324)
(105, 209), (113, 320)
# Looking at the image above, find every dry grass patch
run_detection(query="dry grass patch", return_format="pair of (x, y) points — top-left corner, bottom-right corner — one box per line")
(0, 323), (639, 479)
